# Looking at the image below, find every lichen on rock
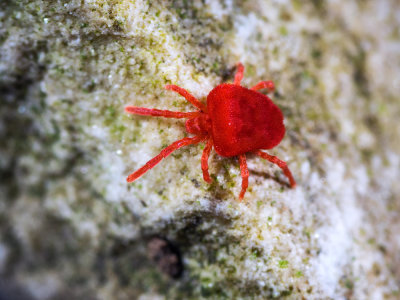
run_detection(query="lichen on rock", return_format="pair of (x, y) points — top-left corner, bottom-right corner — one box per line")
(1, 0), (400, 299)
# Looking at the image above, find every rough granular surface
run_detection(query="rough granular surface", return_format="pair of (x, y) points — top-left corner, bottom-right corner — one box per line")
(0, 1), (399, 299)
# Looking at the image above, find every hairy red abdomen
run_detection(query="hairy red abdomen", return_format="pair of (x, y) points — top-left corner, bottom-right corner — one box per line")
(207, 84), (285, 157)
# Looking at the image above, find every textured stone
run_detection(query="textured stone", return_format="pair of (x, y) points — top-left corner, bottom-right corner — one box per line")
(1, 0), (399, 299)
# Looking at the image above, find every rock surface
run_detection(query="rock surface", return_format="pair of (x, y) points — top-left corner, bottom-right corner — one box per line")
(1, 0), (400, 299)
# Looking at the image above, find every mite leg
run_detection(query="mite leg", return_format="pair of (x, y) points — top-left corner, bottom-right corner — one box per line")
(234, 62), (244, 85)
(125, 106), (200, 119)
(164, 85), (207, 112)
(250, 81), (275, 93)
(127, 135), (205, 182)
(201, 138), (213, 183)
(254, 150), (296, 188)
(238, 154), (249, 200)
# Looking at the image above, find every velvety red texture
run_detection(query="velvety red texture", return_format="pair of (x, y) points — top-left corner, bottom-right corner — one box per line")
(207, 84), (285, 157)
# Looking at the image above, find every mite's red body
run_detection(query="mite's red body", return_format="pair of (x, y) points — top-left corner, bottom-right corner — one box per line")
(208, 84), (285, 157)
(125, 63), (296, 200)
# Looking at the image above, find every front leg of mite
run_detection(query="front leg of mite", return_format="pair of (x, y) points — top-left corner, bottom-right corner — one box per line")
(238, 154), (249, 200)
(254, 150), (296, 188)
(201, 139), (213, 183)
(126, 136), (204, 183)
(250, 81), (275, 92)
(234, 63), (244, 85)
(164, 85), (207, 112)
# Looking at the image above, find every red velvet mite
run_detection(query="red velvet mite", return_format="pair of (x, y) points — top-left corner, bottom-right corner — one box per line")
(125, 63), (296, 200)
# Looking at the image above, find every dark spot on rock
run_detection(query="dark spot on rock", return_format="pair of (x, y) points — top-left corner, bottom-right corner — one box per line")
(221, 65), (236, 82)
(191, 178), (200, 188)
(147, 237), (183, 279)
(0, 279), (34, 300)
